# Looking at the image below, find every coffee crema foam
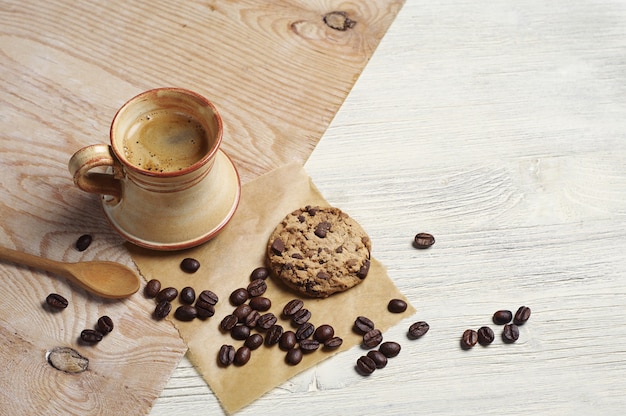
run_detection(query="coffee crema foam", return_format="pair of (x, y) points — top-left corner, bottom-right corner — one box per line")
(123, 110), (210, 173)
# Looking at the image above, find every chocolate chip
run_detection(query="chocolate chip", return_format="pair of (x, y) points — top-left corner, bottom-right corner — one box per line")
(271, 238), (285, 255)
(357, 260), (370, 279)
(314, 221), (331, 238)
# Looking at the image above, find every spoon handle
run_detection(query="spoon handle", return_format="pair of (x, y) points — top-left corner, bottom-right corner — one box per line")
(0, 245), (70, 278)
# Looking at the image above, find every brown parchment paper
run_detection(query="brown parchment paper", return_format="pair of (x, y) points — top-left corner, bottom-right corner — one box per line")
(128, 163), (415, 414)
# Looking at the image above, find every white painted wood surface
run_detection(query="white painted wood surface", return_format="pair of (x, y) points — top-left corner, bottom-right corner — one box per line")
(152, 1), (626, 415)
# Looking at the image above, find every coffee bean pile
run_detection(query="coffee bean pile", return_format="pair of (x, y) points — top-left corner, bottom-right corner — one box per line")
(354, 315), (411, 375)
(461, 306), (531, 349)
(144, 278), (219, 322)
(218, 267), (343, 367)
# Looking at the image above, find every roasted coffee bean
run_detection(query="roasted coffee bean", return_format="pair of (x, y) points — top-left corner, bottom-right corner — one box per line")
(292, 308), (312, 325)
(299, 339), (320, 353)
(296, 322), (315, 341)
(363, 329), (383, 348)
(198, 290), (219, 305)
(387, 299), (408, 313)
(265, 324), (284, 346)
(175, 305), (197, 321)
(75, 234), (92, 251)
(502, 323), (520, 343)
(231, 324), (251, 340)
(354, 316), (375, 334)
(461, 329), (478, 349)
(80, 329), (103, 344)
(229, 288), (249, 306)
(156, 287), (178, 302)
(367, 350), (388, 369)
(314, 324), (334, 342)
(233, 304), (252, 322)
(408, 321), (430, 339)
(220, 314), (238, 331)
(247, 278), (267, 297)
(249, 296), (271, 312)
(179, 286), (196, 304)
(477, 326), (495, 346)
(414, 232), (435, 249)
(195, 300), (215, 319)
(324, 336), (343, 349)
(279, 331), (297, 351)
(218, 344), (235, 366)
(492, 310), (513, 325)
(513, 306), (531, 325)
(244, 310), (261, 328)
(379, 341), (401, 358)
(234, 346), (251, 366)
(46, 293), (68, 310)
(257, 312), (277, 330)
(282, 299), (304, 317)
(144, 279), (161, 298)
(96, 316), (114, 335)
(285, 348), (303, 365)
(180, 257), (200, 273)
(245, 333), (264, 350)
(356, 355), (376, 375)
(250, 266), (270, 281)
(154, 300), (172, 320)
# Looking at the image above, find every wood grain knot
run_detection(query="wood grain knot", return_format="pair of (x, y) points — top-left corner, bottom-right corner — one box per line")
(323, 11), (357, 31)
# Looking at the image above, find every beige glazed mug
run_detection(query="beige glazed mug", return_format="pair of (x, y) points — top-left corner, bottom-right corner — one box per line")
(69, 88), (241, 251)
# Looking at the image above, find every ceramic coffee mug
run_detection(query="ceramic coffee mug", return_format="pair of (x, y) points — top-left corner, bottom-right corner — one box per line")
(69, 88), (241, 250)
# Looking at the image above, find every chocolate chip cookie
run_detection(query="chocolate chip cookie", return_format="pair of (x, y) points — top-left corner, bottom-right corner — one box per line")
(267, 205), (371, 298)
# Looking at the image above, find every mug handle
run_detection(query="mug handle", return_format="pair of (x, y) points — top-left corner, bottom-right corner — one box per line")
(68, 144), (123, 201)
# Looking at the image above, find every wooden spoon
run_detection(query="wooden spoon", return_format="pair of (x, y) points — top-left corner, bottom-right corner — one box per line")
(0, 245), (140, 299)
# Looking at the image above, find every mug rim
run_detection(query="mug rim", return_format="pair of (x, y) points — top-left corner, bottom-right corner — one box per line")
(109, 87), (223, 178)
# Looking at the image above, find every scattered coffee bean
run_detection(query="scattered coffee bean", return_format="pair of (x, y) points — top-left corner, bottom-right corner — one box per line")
(265, 324), (284, 346)
(75, 234), (92, 252)
(175, 305), (197, 321)
(244, 310), (261, 328)
(282, 299), (304, 317)
(96, 316), (114, 335)
(367, 350), (388, 369)
(233, 304), (252, 323)
(218, 344), (235, 366)
(250, 266), (270, 281)
(180, 257), (200, 273)
(195, 300), (215, 319)
(144, 279), (161, 298)
(513, 306), (531, 325)
(461, 329), (478, 349)
(245, 333), (264, 350)
(356, 355), (376, 375)
(80, 329), (103, 344)
(292, 308), (312, 325)
(247, 279), (267, 297)
(323, 336), (343, 349)
(229, 288), (249, 306)
(220, 314), (238, 331)
(279, 331), (297, 351)
(313, 324), (334, 342)
(414, 232), (435, 249)
(502, 323), (520, 343)
(477, 326), (495, 346)
(363, 329), (383, 348)
(46, 293), (68, 310)
(379, 341), (401, 358)
(296, 322), (315, 341)
(198, 290), (218, 305)
(387, 299), (408, 313)
(492, 310), (512, 325)
(179, 286), (196, 304)
(156, 287), (178, 302)
(354, 316), (375, 334)
(285, 348), (303, 365)
(234, 346), (251, 366)
(408, 321), (430, 339)
(257, 312), (278, 330)
(249, 296), (271, 312)
(154, 300), (172, 320)
(299, 339), (320, 353)
(231, 324), (251, 340)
